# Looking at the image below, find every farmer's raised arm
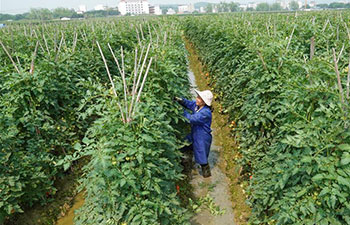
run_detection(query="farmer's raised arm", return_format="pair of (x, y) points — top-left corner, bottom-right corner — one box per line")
(183, 108), (210, 125)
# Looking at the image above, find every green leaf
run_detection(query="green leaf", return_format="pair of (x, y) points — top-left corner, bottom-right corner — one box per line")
(312, 174), (324, 181)
(339, 144), (350, 151)
(341, 152), (350, 165)
(74, 142), (82, 151)
(337, 176), (350, 188)
(142, 134), (155, 142)
(296, 188), (307, 198)
(120, 179), (126, 187)
(63, 162), (71, 171)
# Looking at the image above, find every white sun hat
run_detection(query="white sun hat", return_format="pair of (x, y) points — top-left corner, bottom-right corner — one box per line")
(194, 89), (214, 106)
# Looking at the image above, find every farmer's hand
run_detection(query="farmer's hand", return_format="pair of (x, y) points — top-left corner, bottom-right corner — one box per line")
(174, 97), (182, 102)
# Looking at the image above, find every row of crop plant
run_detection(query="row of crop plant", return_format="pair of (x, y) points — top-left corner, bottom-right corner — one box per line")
(74, 19), (193, 225)
(0, 20), (134, 223)
(1, 17), (192, 224)
(185, 12), (350, 224)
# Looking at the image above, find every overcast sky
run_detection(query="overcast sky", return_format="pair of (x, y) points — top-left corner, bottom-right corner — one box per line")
(0, 0), (334, 14)
(0, 0), (227, 14)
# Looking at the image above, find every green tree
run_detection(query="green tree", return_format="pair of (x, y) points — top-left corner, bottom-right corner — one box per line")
(316, 3), (328, 8)
(271, 2), (282, 11)
(52, 8), (76, 18)
(29, 8), (53, 20)
(206, 3), (213, 13)
(329, 2), (345, 8)
(256, 3), (270, 11)
(218, 2), (230, 12)
(289, 1), (299, 10)
(229, 2), (240, 12)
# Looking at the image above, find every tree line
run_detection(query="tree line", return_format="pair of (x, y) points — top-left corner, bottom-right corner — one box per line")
(205, 1), (350, 12)
(0, 7), (120, 22)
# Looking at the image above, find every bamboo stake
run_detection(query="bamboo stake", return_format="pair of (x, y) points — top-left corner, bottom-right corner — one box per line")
(135, 44), (151, 94)
(310, 37), (315, 60)
(62, 31), (67, 49)
(107, 43), (123, 77)
(257, 51), (268, 72)
(132, 57), (153, 117)
(278, 26), (296, 70)
(322, 19), (329, 32)
(30, 41), (39, 74)
(55, 34), (64, 62)
(140, 24), (145, 40)
(0, 40), (21, 74)
(129, 48), (138, 116)
(33, 29), (45, 53)
(72, 32), (78, 53)
(332, 48), (345, 105)
(43, 34), (50, 56)
(303, 55), (308, 64)
(16, 56), (22, 70)
(53, 32), (58, 52)
(337, 44), (345, 63)
(137, 45), (146, 71)
(344, 22), (350, 41)
(120, 46), (129, 121)
(337, 25), (339, 41)
(136, 27), (141, 46)
(96, 41), (125, 123)
(286, 25), (296, 51)
(148, 23), (152, 43)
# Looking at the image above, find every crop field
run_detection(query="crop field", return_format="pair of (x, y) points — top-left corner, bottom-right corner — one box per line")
(185, 11), (350, 224)
(1, 10), (350, 225)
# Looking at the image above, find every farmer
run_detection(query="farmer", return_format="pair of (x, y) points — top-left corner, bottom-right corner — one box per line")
(174, 90), (213, 178)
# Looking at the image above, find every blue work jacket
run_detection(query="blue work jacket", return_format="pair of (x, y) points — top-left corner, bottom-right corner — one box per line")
(182, 98), (212, 165)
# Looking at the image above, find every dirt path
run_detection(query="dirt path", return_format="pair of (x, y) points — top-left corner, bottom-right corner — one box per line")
(186, 40), (251, 225)
(187, 62), (236, 225)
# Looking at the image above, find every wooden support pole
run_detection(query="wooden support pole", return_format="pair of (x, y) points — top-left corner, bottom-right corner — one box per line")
(96, 41), (126, 123)
(0, 40), (21, 74)
(30, 41), (39, 74)
(332, 48), (345, 105)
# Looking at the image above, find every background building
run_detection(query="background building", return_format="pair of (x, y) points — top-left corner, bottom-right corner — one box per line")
(178, 3), (195, 13)
(166, 8), (176, 15)
(154, 5), (162, 15)
(118, 0), (150, 15)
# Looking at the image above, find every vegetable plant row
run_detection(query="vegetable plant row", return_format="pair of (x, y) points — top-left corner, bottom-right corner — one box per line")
(0, 17), (192, 224)
(74, 20), (193, 225)
(185, 12), (350, 224)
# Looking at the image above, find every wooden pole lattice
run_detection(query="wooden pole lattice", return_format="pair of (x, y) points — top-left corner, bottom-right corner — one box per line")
(96, 41), (153, 123)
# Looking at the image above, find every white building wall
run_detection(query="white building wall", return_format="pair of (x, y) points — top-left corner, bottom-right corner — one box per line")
(166, 8), (176, 15)
(178, 5), (188, 13)
(154, 5), (162, 15)
(178, 4), (195, 13)
(188, 4), (195, 13)
(118, 0), (150, 15)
